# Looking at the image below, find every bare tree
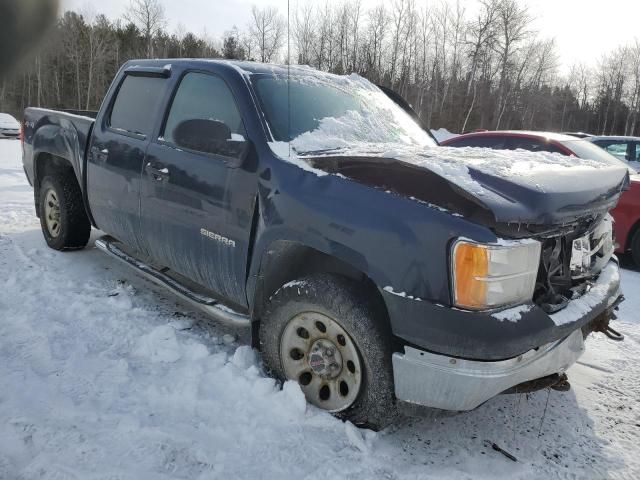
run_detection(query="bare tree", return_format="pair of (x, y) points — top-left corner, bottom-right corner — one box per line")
(292, 3), (315, 65)
(4, 0), (640, 138)
(125, 0), (165, 58)
(598, 48), (626, 134)
(624, 40), (640, 135)
(461, 0), (498, 132)
(85, 15), (114, 110)
(493, 0), (532, 128)
(363, 4), (388, 82)
(60, 12), (85, 109)
(249, 6), (285, 63)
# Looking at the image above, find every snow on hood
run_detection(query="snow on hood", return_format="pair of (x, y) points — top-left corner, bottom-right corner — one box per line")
(271, 133), (622, 200)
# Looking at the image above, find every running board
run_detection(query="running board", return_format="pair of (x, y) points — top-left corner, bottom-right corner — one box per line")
(95, 236), (250, 327)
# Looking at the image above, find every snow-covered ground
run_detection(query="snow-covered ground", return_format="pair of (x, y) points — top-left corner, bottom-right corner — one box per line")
(1, 138), (639, 479)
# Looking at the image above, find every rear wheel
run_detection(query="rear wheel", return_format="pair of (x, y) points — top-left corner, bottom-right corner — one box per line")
(38, 174), (91, 250)
(260, 274), (397, 430)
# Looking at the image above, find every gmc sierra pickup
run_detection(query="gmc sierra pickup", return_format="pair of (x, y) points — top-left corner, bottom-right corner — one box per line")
(22, 59), (627, 429)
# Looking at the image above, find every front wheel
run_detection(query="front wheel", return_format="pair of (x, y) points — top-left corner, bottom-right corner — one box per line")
(260, 274), (397, 430)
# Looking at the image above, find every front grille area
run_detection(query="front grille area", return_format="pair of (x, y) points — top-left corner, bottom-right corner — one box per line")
(533, 215), (614, 313)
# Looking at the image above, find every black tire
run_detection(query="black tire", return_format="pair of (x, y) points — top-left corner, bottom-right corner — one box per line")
(260, 273), (398, 430)
(38, 174), (91, 250)
(631, 229), (640, 268)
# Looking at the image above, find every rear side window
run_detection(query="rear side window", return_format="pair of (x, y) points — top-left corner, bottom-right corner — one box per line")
(446, 136), (507, 149)
(109, 75), (167, 136)
(162, 72), (246, 158)
(505, 137), (566, 155)
(593, 141), (632, 160)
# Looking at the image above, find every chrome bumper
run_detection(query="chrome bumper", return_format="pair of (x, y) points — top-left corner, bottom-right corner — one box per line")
(392, 328), (585, 411)
(392, 260), (622, 411)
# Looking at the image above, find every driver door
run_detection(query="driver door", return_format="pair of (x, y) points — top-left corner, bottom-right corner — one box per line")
(139, 71), (256, 308)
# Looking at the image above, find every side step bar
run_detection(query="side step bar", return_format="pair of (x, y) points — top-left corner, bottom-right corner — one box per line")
(95, 236), (251, 327)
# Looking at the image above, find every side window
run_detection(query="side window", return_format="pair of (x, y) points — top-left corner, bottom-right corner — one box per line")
(634, 143), (640, 162)
(595, 141), (630, 160)
(109, 75), (167, 136)
(448, 136), (506, 149)
(506, 137), (566, 155)
(162, 72), (246, 158)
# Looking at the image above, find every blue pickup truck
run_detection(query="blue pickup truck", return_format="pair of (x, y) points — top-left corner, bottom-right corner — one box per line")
(22, 59), (627, 429)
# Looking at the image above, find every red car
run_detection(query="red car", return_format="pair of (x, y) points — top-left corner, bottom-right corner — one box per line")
(442, 131), (640, 265)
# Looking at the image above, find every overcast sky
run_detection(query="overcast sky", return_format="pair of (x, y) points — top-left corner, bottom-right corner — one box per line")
(60, 0), (639, 72)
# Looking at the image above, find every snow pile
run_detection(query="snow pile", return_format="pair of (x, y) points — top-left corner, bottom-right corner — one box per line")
(0, 140), (33, 231)
(290, 98), (433, 153)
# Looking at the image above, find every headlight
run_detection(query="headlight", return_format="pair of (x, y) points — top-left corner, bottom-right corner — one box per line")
(451, 238), (541, 310)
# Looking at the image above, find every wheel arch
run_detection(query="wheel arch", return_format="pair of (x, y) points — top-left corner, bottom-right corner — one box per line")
(33, 152), (75, 218)
(249, 239), (391, 346)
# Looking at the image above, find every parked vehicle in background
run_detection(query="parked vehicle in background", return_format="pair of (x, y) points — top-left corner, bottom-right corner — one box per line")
(21, 61), (628, 429)
(610, 178), (640, 266)
(562, 132), (593, 139)
(0, 113), (20, 138)
(587, 136), (640, 167)
(442, 130), (640, 265)
(440, 130), (625, 161)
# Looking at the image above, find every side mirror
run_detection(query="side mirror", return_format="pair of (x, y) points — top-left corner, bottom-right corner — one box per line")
(173, 118), (233, 155)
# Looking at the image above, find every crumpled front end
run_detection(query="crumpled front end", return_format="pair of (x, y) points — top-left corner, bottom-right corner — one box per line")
(391, 259), (621, 410)
(385, 210), (624, 411)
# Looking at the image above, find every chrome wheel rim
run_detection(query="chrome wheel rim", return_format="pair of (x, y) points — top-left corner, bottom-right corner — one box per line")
(280, 312), (362, 412)
(44, 189), (61, 238)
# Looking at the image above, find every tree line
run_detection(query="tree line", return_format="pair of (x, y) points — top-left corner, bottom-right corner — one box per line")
(1, 0), (639, 137)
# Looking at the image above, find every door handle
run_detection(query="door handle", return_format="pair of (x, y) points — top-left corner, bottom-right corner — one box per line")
(90, 146), (109, 162)
(145, 162), (170, 180)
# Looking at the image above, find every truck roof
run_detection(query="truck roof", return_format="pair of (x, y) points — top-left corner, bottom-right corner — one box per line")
(588, 135), (640, 142)
(124, 58), (325, 78)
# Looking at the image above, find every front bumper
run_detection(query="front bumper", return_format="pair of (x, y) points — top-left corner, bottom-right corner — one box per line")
(391, 260), (622, 410)
(383, 260), (622, 360)
(393, 329), (584, 410)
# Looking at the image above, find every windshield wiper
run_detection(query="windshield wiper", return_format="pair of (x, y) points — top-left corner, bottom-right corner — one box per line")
(297, 147), (346, 156)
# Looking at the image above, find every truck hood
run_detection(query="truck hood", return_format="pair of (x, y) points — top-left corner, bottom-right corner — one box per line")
(302, 145), (629, 232)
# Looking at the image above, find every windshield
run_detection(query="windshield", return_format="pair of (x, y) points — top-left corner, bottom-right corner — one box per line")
(561, 139), (637, 174)
(251, 74), (436, 153)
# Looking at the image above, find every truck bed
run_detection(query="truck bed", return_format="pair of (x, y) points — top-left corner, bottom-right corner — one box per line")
(22, 107), (96, 188)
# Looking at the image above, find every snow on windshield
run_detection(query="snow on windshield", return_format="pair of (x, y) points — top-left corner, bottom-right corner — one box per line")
(253, 72), (435, 151)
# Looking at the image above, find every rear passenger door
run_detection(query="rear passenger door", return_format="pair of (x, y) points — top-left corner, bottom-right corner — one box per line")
(139, 70), (256, 308)
(87, 70), (168, 252)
